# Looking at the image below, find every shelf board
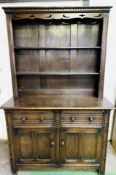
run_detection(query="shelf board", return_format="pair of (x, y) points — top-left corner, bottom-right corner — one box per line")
(18, 88), (95, 95)
(16, 72), (99, 76)
(14, 46), (101, 50)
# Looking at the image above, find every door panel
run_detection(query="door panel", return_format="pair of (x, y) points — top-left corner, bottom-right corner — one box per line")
(79, 132), (97, 162)
(60, 129), (80, 163)
(14, 129), (35, 163)
(66, 133), (79, 160)
(19, 132), (34, 160)
(37, 133), (50, 159)
(60, 128), (102, 165)
(14, 128), (55, 164)
(35, 128), (55, 163)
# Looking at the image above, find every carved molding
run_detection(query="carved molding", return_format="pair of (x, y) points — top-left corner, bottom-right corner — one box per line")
(3, 6), (112, 14)
(12, 13), (103, 20)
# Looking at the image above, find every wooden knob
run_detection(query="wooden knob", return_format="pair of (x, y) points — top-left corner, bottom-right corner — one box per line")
(21, 117), (26, 122)
(50, 140), (54, 146)
(61, 140), (65, 146)
(89, 117), (93, 122)
(71, 117), (75, 122)
(40, 116), (44, 121)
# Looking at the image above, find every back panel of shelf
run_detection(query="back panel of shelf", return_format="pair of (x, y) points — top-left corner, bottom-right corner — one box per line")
(12, 17), (103, 96)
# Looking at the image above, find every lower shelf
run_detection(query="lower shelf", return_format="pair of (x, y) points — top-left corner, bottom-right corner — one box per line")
(18, 89), (96, 96)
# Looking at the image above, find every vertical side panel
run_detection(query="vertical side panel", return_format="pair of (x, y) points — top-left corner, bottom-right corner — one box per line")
(5, 111), (17, 174)
(6, 15), (18, 97)
(100, 111), (110, 174)
(98, 13), (109, 98)
(111, 110), (116, 151)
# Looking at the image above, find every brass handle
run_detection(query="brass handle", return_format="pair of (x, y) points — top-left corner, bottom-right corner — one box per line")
(21, 117), (26, 122)
(71, 117), (75, 122)
(40, 116), (44, 121)
(50, 140), (54, 146)
(89, 117), (94, 122)
(61, 140), (65, 146)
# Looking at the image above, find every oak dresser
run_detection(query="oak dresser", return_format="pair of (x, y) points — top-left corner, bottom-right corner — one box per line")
(2, 5), (114, 175)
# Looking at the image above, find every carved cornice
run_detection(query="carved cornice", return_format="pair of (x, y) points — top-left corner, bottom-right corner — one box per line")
(3, 6), (112, 14)
(12, 13), (103, 20)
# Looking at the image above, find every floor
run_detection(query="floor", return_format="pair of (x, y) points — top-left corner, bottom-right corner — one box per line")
(0, 141), (116, 175)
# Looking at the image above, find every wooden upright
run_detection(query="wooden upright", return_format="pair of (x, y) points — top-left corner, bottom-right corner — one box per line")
(2, 5), (113, 174)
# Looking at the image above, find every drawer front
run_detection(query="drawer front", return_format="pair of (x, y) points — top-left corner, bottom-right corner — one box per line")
(61, 111), (103, 124)
(12, 111), (54, 124)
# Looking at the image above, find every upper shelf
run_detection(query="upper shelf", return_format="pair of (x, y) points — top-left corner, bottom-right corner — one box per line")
(16, 72), (99, 76)
(14, 47), (101, 50)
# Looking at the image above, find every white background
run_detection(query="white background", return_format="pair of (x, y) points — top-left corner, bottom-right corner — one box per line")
(0, 0), (116, 139)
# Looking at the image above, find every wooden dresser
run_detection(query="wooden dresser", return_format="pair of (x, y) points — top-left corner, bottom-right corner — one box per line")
(2, 5), (114, 174)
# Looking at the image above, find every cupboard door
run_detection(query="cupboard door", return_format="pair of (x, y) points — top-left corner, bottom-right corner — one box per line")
(14, 128), (55, 164)
(35, 128), (55, 164)
(60, 128), (102, 166)
(14, 128), (35, 163)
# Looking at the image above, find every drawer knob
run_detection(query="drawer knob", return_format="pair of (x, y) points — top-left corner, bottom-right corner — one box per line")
(21, 117), (26, 122)
(50, 140), (54, 146)
(89, 117), (94, 122)
(40, 116), (44, 121)
(71, 117), (75, 122)
(61, 140), (65, 146)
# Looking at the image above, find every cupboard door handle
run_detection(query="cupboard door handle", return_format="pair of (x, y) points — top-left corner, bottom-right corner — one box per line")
(40, 116), (44, 121)
(50, 140), (54, 146)
(61, 140), (65, 146)
(21, 117), (26, 122)
(89, 117), (94, 122)
(71, 117), (75, 122)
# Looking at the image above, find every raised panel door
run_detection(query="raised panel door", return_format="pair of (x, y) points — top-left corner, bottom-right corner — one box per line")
(35, 128), (55, 164)
(60, 127), (102, 168)
(14, 128), (55, 165)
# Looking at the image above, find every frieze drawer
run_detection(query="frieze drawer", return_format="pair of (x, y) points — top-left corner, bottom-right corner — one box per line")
(61, 112), (103, 124)
(12, 111), (54, 124)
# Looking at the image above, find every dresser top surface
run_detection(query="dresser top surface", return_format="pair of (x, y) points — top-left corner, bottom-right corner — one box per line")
(1, 95), (114, 110)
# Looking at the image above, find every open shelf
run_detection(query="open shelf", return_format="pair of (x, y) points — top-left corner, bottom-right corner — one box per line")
(18, 88), (95, 96)
(12, 15), (103, 97)
(17, 74), (98, 96)
(15, 50), (100, 73)
(14, 46), (101, 50)
(16, 72), (99, 76)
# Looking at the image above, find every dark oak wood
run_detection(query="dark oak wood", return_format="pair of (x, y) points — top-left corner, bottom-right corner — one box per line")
(6, 15), (18, 97)
(14, 128), (55, 164)
(60, 127), (102, 165)
(16, 72), (99, 75)
(14, 47), (101, 50)
(2, 5), (113, 175)
(2, 95), (114, 110)
(3, 106), (113, 174)
(3, 6), (111, 98)
(111, 110), (116, 152)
